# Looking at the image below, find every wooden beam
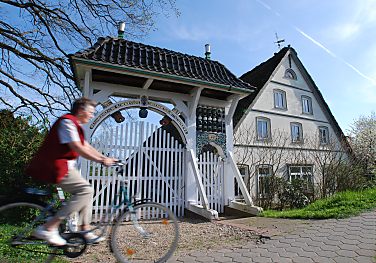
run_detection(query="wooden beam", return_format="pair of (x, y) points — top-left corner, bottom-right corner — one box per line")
(83, 69), (92, 97)
(225, 95), (240, 125)
(171, 98), (189, 119)
(189, 87), (203, 118)
(142, 78), (153, 90)
(188, 149), (209, 209)
(228, 151), (254, 206)
(91, 90), (113, 104)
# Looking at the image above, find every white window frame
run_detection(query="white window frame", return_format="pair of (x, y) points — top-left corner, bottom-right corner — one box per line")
(256, 117), (271, 141)
(288, 165), (314, 191)
(319, 126), (329, 145)
(302, 96), (313, 115)
(273, 89), (287, 109)
(290, 122), (303, 143)
(257, 165), (273, 198)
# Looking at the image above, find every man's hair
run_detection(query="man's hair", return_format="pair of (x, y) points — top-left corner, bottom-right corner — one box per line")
(71, 97), (96, 115)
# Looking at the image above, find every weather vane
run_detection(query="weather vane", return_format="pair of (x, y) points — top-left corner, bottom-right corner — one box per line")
(274, 33), (285, 50)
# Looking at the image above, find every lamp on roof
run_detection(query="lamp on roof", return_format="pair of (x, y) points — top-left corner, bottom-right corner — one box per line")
(205, 44), (211, 60)
(118, 22), (125, 39)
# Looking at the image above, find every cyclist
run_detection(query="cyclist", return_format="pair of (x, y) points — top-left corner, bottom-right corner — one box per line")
(26, 97), (116, 246)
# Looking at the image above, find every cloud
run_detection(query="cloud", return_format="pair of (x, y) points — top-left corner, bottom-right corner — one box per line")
(325, 1), (376, 41)
(329, 23), (360, 41)
(294, 27), (336, 58)
(168, 25), (209, 41)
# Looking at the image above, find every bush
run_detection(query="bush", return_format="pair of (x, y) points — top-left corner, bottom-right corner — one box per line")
(0, 110), (46, 197)
(278, 179), (310, 209)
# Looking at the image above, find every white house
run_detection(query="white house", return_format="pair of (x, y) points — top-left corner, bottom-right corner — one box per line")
(233, 46), (351, 203)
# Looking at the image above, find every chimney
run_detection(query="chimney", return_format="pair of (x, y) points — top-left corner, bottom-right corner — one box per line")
(205, 44), (211, 60)
(118, 22), (125, 39)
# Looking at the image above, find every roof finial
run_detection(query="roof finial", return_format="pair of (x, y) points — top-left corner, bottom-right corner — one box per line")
(205, 44), (211, 60)
(274, 33), (285, 50)
(118, 22), (125, 39)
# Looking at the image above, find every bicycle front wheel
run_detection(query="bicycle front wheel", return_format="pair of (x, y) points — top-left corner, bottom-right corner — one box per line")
(0, 200), (57, 263)
(111, 202), (179, 263)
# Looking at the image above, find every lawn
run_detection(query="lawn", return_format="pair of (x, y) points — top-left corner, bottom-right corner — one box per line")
(0, 224), (68, 263)
(261, 187), (376, 219)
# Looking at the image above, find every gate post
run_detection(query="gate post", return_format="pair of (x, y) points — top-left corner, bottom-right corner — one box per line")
(185, 114), (198, 206)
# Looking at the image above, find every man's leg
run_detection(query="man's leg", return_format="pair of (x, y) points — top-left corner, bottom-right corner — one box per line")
(55, 168), (94, 225)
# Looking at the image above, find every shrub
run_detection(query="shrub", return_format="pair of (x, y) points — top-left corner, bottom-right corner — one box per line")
(278, 179), (310, 209)
(0, 110), (46, 197)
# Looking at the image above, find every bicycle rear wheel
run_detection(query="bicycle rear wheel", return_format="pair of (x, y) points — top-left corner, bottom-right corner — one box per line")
(0, 200), (54, 263)
(111, 202), (179, 263)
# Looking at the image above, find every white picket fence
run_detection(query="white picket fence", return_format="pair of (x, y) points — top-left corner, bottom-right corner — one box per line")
(83, 121), (186, 221)
(197, 152), (224, 213)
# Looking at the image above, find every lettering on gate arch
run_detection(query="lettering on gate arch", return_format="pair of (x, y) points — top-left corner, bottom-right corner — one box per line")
(89, 99), (188, 141)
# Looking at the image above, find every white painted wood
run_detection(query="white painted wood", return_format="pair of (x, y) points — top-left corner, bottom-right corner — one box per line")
(91, 90), (112, 104)
(197, 152), (224, 213)
(83, 69), (92, 97)
(228, 151), (253, 206)
(85, 121), (186, 220)
(142, 78), (153, 89)
(188, 149), (209, 209)
(225, 95), (241, 125)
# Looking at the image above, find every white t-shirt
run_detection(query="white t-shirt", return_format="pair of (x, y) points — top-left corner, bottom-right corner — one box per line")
(58, 119), (82, 169)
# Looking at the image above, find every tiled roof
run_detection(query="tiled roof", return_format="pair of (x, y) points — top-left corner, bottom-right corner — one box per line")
(70, 37), (254, 92)
(233, 47), (289, 127)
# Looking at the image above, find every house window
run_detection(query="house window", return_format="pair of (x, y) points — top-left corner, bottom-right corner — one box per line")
(284, 68), (297, 80)
(288, 165), (314, 191)
(257, 165), (272, 198)
(302, 96), (313, 115)
(235, 165), (249, 198)
(319, 126), (329, 145)
(273, 89), (287, 109)
(256, 117), (271, 140)
(291, 122), (303, 143)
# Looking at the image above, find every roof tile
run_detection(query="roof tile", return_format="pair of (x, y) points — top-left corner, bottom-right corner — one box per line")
(71, 37), (254, 91)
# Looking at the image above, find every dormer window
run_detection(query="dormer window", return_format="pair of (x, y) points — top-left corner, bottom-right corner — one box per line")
(273, 89), (287, 109)
(284, 68), (297, 80)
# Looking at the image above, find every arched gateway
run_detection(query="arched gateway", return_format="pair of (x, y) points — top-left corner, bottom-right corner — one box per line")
(69, 36), (262, 220)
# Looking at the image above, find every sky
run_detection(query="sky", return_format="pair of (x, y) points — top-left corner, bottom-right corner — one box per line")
(137, 0), (376, 135)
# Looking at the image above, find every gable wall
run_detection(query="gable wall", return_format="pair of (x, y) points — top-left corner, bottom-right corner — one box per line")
(234, 51), (349, 201)
(240, 55), (342, 145)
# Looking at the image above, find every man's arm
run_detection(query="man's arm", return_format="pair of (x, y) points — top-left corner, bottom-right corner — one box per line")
(68, 141), (115, 166)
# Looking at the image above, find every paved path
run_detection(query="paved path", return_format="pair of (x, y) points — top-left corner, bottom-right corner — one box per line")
(169, 210), (376, 263)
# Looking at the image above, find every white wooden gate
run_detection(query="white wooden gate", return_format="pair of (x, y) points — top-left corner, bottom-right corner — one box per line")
(83, 121), (186, 221)
(197, 152), (224, 213)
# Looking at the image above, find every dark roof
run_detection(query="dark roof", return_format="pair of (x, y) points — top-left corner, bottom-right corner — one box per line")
(70, 37), (254, 92)
(233, 47), (289, 126)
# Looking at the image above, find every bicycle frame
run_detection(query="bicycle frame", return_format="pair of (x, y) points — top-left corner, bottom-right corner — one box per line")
(87, 167), (151, 237)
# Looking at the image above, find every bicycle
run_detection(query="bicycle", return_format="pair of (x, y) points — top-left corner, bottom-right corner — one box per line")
(0, 161), (179, 263)
(0, 187), (87, 263)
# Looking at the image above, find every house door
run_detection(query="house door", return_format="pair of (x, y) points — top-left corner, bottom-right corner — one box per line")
(83, 120), (186, 221)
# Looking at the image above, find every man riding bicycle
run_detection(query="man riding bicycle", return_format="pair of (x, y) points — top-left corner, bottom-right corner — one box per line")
(26, 97), (116, 246)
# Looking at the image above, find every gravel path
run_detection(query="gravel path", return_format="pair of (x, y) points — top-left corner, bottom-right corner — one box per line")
(67, 217), (262, 263)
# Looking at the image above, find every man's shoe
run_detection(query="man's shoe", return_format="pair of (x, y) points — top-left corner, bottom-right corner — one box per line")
(33, 226), (67, 246)
(84, 232), (105, 244)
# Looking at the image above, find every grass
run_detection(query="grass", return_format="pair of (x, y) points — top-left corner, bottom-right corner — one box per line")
(0, 224), (68, 263)
(261, 187), (376, 219)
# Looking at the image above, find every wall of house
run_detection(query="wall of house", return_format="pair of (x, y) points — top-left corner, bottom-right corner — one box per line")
(234, 52), (350, 201)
